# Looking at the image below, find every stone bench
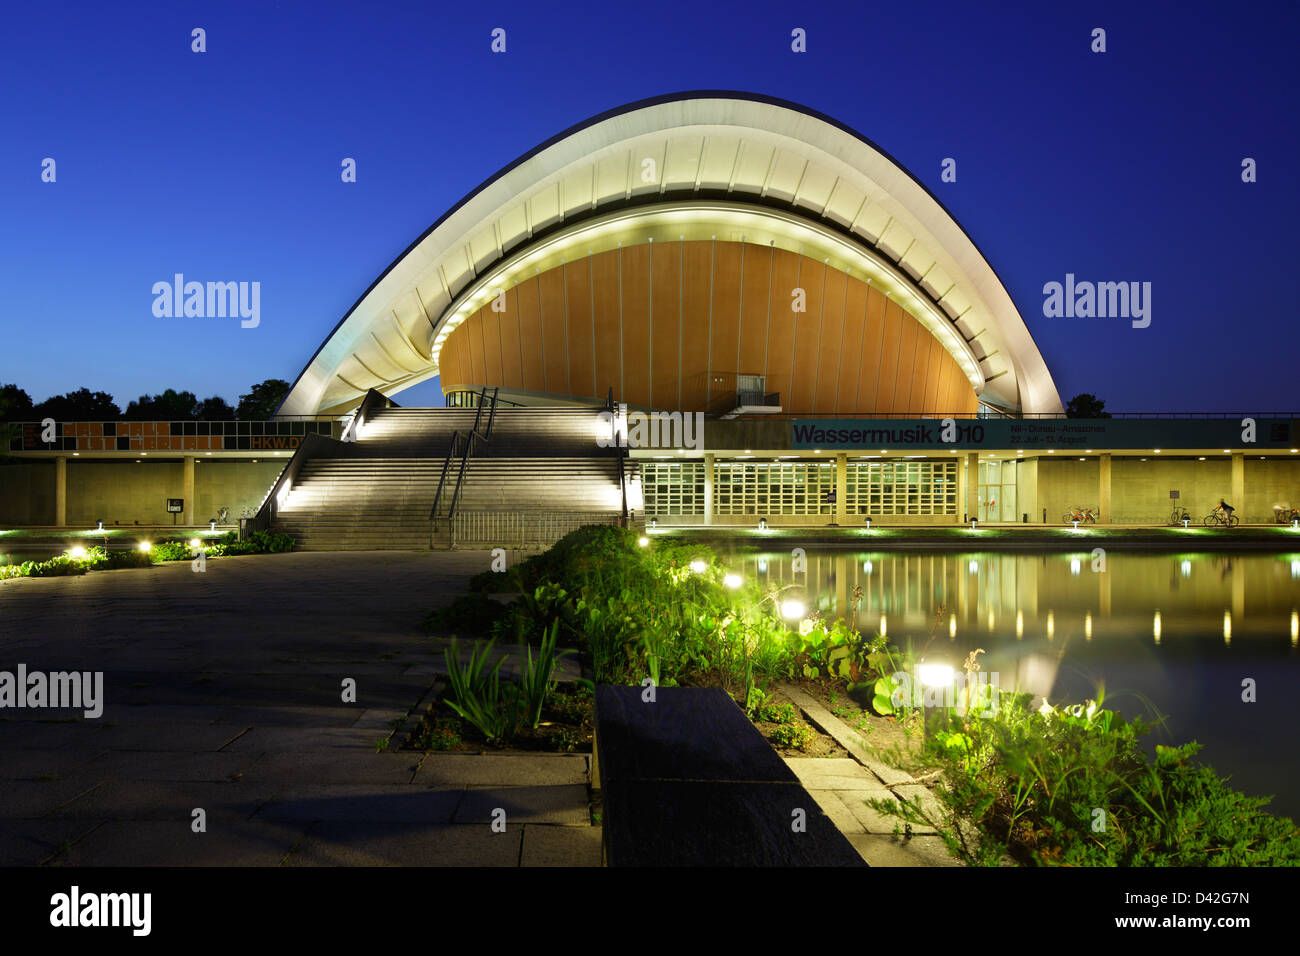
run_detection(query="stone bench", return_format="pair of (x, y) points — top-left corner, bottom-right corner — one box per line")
(593, 685), (866, 866)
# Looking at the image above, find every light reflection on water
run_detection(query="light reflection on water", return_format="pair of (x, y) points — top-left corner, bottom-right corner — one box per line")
(724, 548), (1300, 817)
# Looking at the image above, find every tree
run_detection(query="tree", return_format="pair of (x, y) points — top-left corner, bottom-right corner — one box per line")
(0, 383), (34, 421)
(1064, 393), (1110, 418)
(196, 395), (236, 420)
(32, 388), (121, 420)
(124, 389), (200, 420)
(236, 378), (291, 420)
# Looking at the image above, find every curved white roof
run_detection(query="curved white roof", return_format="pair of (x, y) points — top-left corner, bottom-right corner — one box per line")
(279, 92), (1062, 417)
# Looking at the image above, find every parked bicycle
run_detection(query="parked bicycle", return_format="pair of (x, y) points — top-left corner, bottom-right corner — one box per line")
(1063, 506), (1096, 524)
(1274, 506), (1299, 524)
(1204, 508), (1240, 527)
(1169, 505), (1191, 525)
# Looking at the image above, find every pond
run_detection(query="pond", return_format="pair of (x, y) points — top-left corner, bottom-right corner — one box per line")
(724, 547), (1300, 818)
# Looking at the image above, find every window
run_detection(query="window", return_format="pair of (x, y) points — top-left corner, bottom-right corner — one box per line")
(848, 460), (957, 516)
(714, 462), (834, 516)
(640, 462), (705, 516)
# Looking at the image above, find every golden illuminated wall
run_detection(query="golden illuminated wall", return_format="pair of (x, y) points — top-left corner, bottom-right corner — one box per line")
(437, 240), (977, 415)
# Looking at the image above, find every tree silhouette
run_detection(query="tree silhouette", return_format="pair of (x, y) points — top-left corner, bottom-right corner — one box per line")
(236, 379), (291, 419)
(1064, 393), (1110, 418)
(32, 388), (121, 420)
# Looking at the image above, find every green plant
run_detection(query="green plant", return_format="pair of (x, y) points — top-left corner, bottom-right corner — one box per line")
(870, 690), (1300, 867)
(442, 638), (522, 743)
(770, 723), (814, 750)
(517, 619), (573, 730)
(374, 737), (390, 752)
(149, 541), (191, 561)
(418, 717), (463, 751)
(422, 592), (512, 634)
(757, 701), (798, 725)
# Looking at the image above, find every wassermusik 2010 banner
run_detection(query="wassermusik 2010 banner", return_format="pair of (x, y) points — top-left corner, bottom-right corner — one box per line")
(791, 418), (1297, 450)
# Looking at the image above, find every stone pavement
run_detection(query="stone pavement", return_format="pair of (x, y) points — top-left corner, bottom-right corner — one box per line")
(778, 684), (963, 867)
(0, 551), (599, 866)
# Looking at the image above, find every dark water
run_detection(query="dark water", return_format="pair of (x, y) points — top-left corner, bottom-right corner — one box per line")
(725, 547), (1300, 819)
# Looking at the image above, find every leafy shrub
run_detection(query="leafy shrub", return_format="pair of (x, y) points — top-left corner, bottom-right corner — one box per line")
(770, 724), (814, 750)
(206, 530), (295, 556)
(872, 692), (1300, 867)
(756, 701), (798, 725)
(422, 592), (512, 634)
(149, 541), (191, 562)
(417, 717), (462, 751)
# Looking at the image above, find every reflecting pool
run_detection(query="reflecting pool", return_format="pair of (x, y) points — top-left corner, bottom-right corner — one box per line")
(723, 548), (1300, 817)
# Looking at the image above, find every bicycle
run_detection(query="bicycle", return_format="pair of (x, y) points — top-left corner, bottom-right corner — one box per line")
(1203, 508), (1240, 527)
(1274, 506), (1299, 524)
(1063, 506), (1096, 524)
(1169, 505), (1191, 525)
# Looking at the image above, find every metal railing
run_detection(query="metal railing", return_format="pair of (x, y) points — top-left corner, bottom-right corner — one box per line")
(448, 510), (622, 549)
(430, 387), (500, 521)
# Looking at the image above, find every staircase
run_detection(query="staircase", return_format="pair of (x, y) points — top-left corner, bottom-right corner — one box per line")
(269, 401), (633, 551)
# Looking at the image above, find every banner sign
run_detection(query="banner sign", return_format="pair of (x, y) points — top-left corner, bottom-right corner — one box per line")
(791, 418), (1297, 450)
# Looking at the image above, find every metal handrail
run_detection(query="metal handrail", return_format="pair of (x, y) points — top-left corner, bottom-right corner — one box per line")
(430, 388), (502, 522)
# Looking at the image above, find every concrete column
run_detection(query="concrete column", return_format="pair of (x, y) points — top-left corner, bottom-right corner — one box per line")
(1099, 454), (1112, 524)
(835, 453), (847, 525)
(55, 455), (67, 527)
(703, 453), (714, 526)
(965, 452), (980, 522)
(183, 456), (196, 526)
(1231, 453), (1245, 513)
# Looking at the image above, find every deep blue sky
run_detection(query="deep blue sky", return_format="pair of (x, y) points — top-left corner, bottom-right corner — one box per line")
(2, 1), (1296, 413)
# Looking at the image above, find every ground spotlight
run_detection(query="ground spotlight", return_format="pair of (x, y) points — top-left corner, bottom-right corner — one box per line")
(138, 541), (151, 553)
(780, 599), (806, 620)
(638, 536), (649, 547)
(723, 573), (742, 589)
(689, 559), (707, 573)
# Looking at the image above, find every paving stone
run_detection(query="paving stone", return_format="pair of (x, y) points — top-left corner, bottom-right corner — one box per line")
(87, 721), (251, 752)
(454, 785), (590, 826)
(520, 824), (602, 866)
(48, 779), (277, 821)
(840, 788), (920, 834)
(0, 778), (105, 819)
(777, 684), (915, 786)
(414, 753), (589, 788)
(0, 747), (107, 780)
(79, 750), (261, 782)
(52, 819), (310, 866)
(848, 833), (963, 867)
(805, 789), (865, 835)
(0, 821), (102, 865)
(236, 750), (423, 785)
(252, 785), (464, 823)
(285, 821), (522, 866)
(349, 708), (409, 733)
(216, 726), (379, 754)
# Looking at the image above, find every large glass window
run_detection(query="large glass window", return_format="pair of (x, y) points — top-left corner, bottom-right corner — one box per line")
(714, 462), (835, 516)
(847, 460), (957, 516)
(640, 461), (705, 516)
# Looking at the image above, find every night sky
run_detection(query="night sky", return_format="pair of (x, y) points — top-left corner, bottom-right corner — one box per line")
(2, 1), (1295, 413)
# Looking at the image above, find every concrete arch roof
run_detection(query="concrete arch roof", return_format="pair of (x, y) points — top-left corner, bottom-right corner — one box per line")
(279, 91), (1062, 417)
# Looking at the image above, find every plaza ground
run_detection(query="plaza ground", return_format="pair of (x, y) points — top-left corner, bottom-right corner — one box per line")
(0, 551), (600, 866)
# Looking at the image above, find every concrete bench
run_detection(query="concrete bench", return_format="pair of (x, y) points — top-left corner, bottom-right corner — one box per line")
(593, 685), (866, 866)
